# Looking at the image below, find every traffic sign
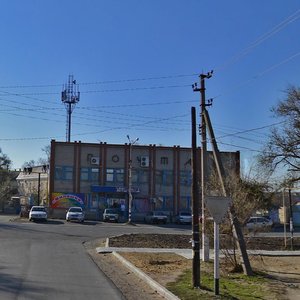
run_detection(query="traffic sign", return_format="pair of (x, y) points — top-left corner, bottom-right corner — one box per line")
(205, 196), (232, 224)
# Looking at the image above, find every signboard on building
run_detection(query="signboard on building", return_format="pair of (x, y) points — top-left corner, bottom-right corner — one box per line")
(51, 193), (85, 208)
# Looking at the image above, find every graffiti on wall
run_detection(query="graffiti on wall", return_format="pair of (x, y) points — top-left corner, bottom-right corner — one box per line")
(51, 193), (85, 208)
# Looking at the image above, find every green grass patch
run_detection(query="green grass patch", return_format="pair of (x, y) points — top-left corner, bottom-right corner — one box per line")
(167, 269), (273, 300)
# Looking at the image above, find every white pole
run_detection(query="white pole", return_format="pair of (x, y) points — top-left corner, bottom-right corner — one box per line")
(214, 221), (219, 295)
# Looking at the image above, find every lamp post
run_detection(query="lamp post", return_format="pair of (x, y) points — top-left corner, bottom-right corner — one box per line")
(127, 135), (139, 224)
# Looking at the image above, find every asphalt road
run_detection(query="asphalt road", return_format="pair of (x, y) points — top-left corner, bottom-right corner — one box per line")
(0, 215), (190, 300)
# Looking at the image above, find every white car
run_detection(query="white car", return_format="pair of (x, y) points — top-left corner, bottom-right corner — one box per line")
(66, 207), (85, 222)
(175, 211), (192, 225)
(245, 216), (273, 230)
(29, 206), (47, 222)
(103, 208), (119, 223)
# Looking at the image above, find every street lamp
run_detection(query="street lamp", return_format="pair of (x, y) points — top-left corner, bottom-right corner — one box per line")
(127, 135), (139, 224)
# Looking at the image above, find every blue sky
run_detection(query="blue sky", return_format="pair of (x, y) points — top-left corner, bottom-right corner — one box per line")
(0, 0), (300, 171)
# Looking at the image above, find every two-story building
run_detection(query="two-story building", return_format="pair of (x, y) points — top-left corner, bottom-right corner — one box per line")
(49, 139), (240, 220)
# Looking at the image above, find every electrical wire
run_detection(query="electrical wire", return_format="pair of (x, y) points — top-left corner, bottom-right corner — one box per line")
(215, 8), (300, 72)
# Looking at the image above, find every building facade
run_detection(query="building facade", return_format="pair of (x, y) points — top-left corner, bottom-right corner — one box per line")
(16, 165), (49, 208)
(49, 140), (240, 220)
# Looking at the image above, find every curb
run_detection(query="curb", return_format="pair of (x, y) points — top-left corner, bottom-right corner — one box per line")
(112, 252), (180, 300)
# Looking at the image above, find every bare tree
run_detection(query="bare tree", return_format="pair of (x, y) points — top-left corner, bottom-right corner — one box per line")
(259, 86), (300, 179)
(208, 171), (273, 271)
(0, 148), (12, 169)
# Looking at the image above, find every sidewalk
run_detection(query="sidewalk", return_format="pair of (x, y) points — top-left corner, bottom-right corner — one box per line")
(97, 246), (300, 259)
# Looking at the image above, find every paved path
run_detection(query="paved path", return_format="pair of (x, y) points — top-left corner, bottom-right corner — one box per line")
(97, 247), (300, 259)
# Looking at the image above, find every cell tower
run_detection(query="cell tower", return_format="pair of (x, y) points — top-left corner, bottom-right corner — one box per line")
(61, 75), (80, 142)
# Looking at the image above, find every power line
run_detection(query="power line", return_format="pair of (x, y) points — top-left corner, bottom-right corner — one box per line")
(213, 51), (300, 100)
(215, 8), (300, 72)
(0, 73), (198, 89)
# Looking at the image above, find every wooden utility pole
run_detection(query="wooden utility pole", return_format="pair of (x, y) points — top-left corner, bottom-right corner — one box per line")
(203, 109), (253, 276)
(191, 107), (200, 287)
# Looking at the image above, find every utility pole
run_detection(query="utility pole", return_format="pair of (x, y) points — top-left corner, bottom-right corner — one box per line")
(288, 188), (294, 250)
(203, 109), (253, 276)
(37, 173), (41, 206)
(127, 135), (139, 224)
(191, 107), (200, 287)
(61, 75), (80, 142)
(192, 70), (213, 262)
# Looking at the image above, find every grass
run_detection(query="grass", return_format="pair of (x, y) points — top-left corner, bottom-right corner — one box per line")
(167, 268), (272, 300)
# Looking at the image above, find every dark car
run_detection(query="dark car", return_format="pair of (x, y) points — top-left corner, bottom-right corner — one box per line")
(144, 211), (168, 224)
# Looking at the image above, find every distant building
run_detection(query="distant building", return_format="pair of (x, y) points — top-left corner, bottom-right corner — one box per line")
(49, 140), (240, 220)
(16, 165), (49, 207)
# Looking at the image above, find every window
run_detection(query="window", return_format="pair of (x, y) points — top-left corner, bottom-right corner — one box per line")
(160, 157), (169, 165)
(180, 171), (192, 186)
(55, 166), (63, 180)
(131, 169), (138, 183)
(164, 171), (173, 186)
(105, 168), (125, 184)
(65, 167), (73, 180)
(155, 170), (163, 185)
(138, 170), (149, 183)
(81, 168), (89, 181)
(115, 169), (124, 183)
(106, 169), (114, 182)
(55, 166), (73, 180)
(80, 168), (99, 182)
(91, 168), (99, 182)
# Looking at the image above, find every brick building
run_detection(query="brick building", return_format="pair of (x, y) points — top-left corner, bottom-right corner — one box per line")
(49, 140), (240, 220)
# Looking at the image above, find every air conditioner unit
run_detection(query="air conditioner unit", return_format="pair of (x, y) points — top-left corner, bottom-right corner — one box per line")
(140, 156), (149, 167)
(90, 157), (100, 165)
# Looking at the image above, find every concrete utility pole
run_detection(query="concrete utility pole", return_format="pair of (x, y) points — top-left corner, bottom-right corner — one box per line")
(192, 71), (213, 262)
(127, 135), (139, 224)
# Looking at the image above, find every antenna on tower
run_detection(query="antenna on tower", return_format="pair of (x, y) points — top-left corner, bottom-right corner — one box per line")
(61, 74), (80, 142)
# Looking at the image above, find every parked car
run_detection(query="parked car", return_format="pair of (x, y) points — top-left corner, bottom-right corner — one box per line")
(144, 211), (168, 224)
(245, 216), (273, 230)
(175, 211), (192, 225)
(66, 207), (85, 223)
(103, 208), (119, 223)
(29, 206), (47, 222)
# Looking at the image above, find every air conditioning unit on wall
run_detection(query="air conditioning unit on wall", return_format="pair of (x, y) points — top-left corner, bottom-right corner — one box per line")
(140, 156), (149, 167)
(90, 157), (100, 165)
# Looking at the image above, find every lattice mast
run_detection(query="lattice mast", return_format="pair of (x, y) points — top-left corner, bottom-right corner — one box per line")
(61, 75), (80, 142)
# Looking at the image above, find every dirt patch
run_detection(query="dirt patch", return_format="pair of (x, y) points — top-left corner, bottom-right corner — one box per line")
(108, 233), (300, 250)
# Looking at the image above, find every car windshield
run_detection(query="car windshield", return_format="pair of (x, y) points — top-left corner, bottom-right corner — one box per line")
(69, 207), (82, 212)
(180, 212), (191, 216)
(32, 207), (46, 212)
(105, 209), (117, 214)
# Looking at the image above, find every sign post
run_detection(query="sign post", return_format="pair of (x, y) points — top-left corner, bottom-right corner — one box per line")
(205, 196), (232, 296)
